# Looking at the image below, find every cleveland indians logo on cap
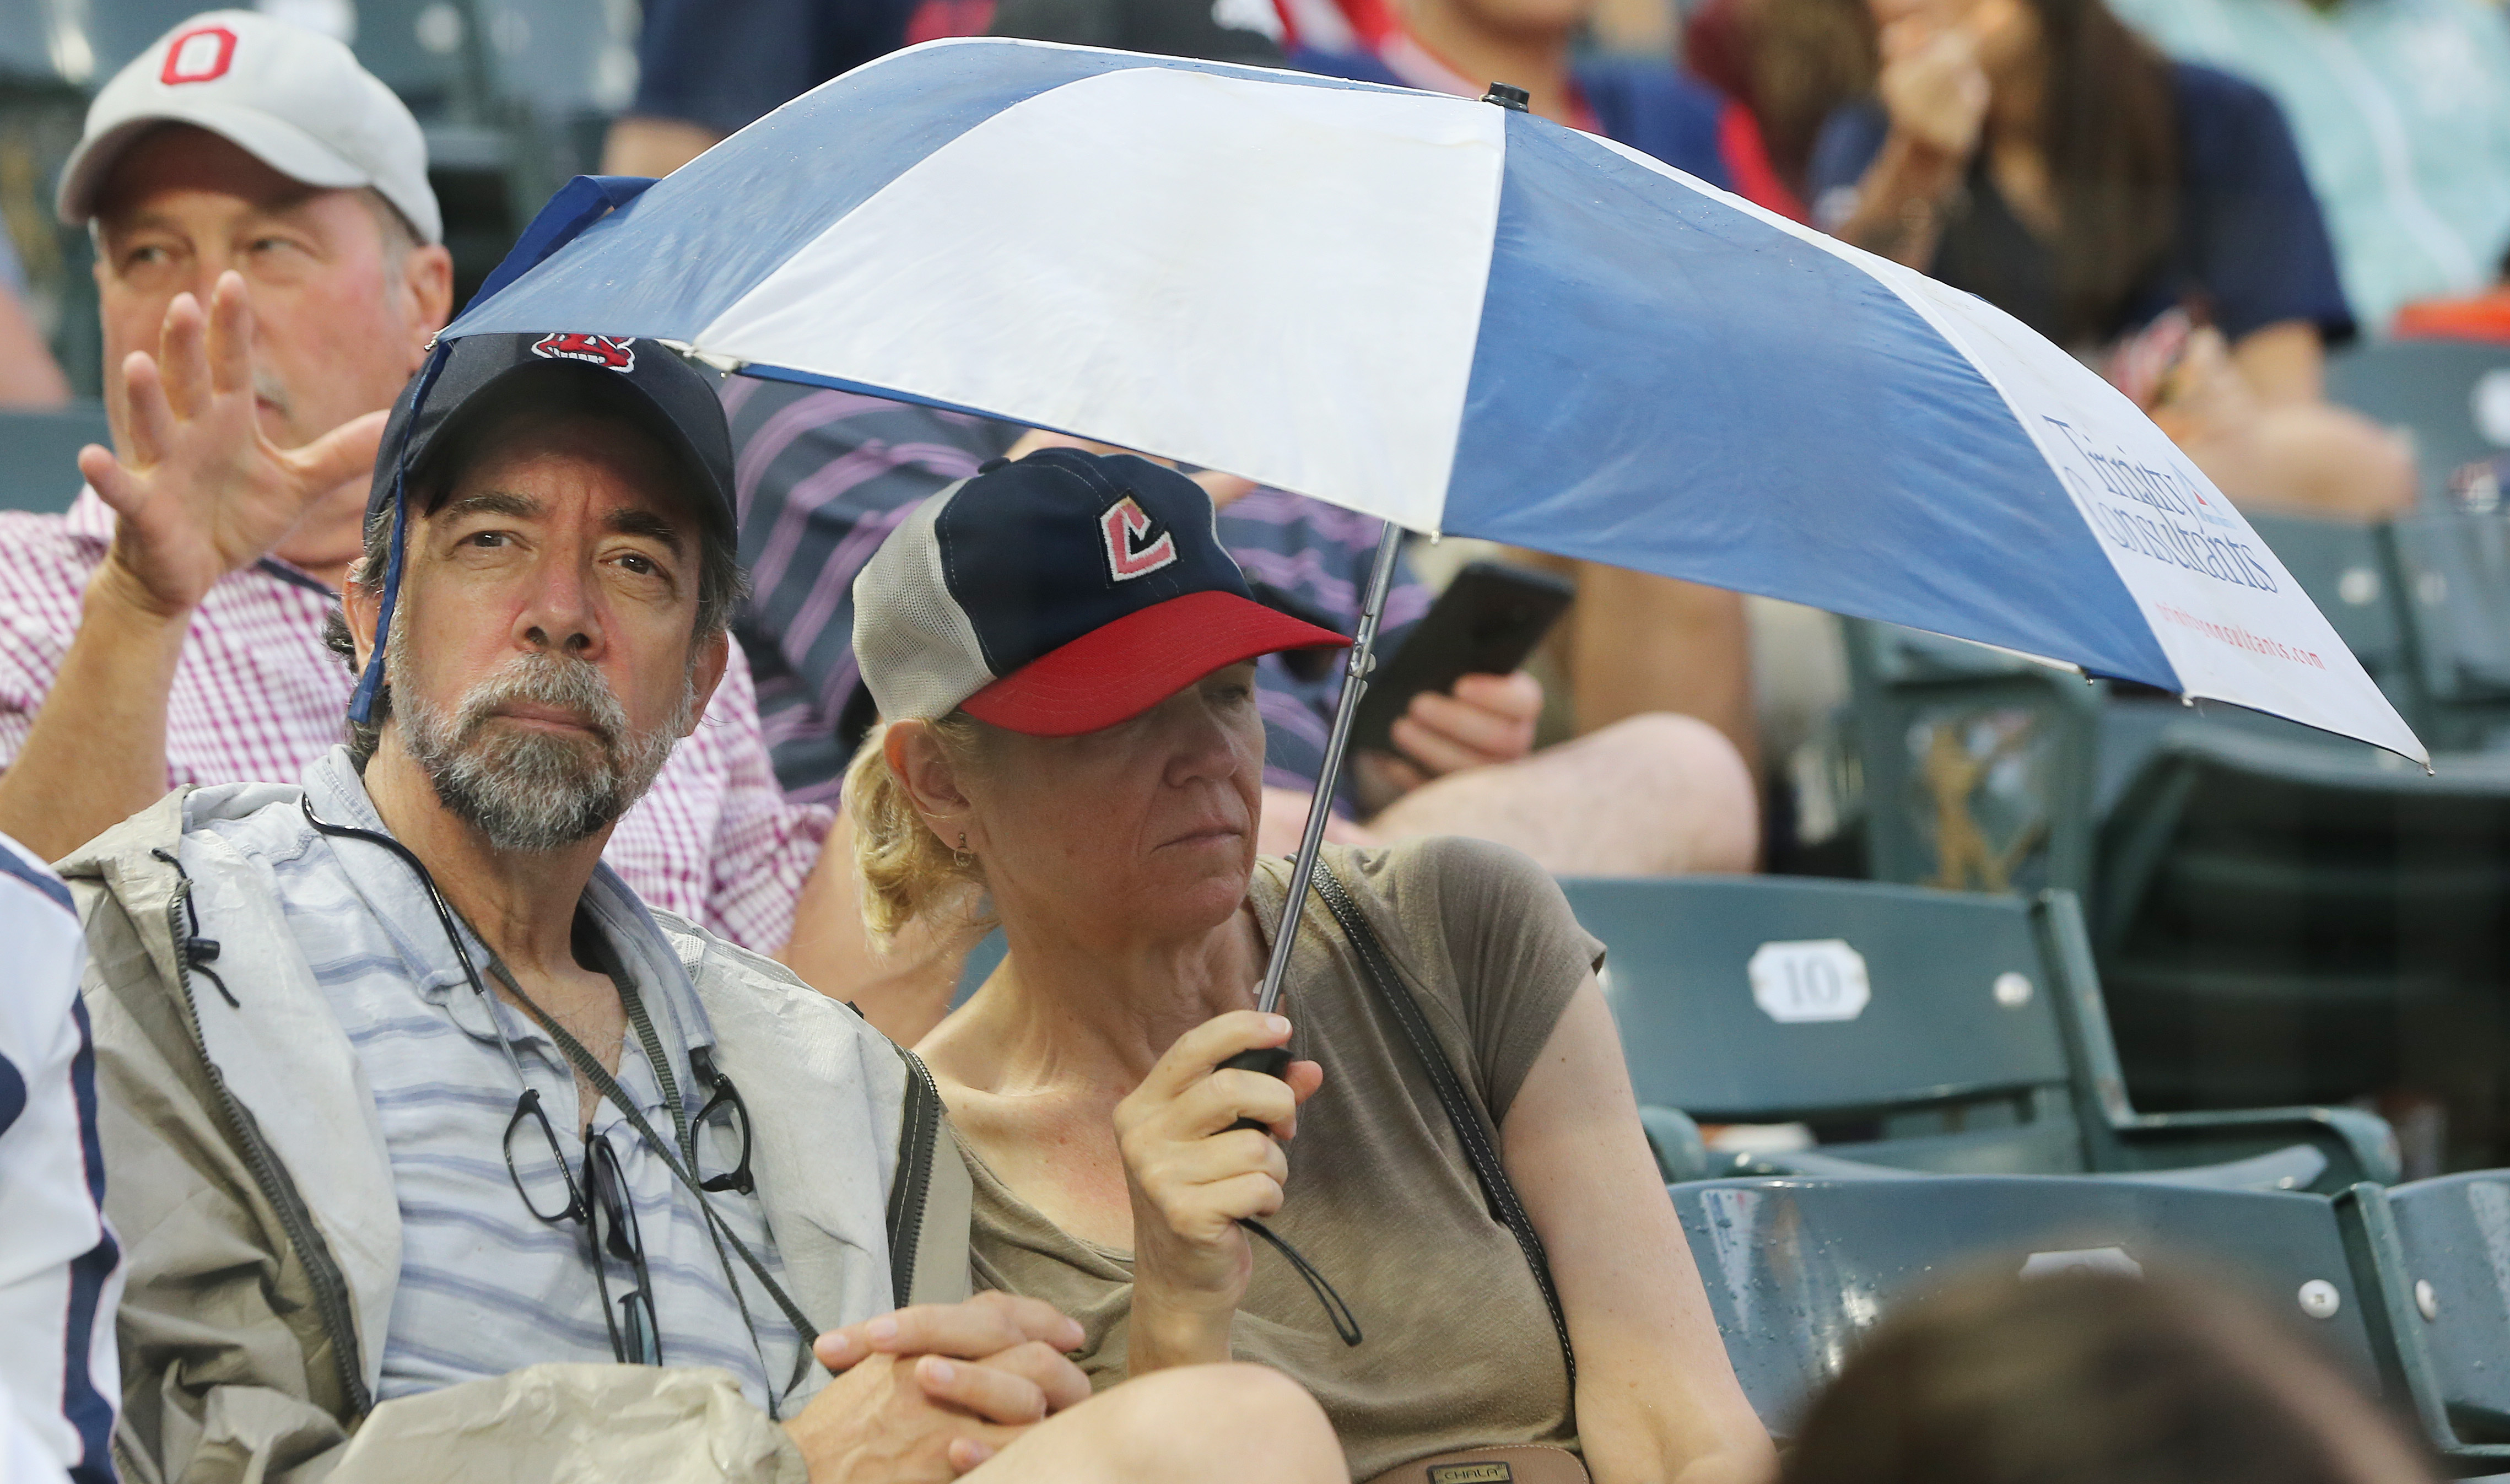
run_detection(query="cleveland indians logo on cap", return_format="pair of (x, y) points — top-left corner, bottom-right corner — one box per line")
(1100, 495), (1177, 582)
(160, 25), (237, 84)
(531, 333), (636, 371)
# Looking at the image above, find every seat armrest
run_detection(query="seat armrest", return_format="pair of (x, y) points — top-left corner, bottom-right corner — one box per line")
(1714, 1148), (1926, 1180)
(1639, 1105), (1712, 1183)
(2113, 1105), (2400, 1188)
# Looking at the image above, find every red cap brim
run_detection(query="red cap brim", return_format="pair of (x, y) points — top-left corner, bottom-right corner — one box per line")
(962, 590), (1348, 737)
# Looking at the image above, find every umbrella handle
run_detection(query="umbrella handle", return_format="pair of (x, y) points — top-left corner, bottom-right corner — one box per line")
(1221, 1046), (1293, 1133)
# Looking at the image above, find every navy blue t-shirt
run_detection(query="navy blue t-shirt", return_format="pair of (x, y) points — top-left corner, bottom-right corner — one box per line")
(1806, 63), (2354, 347)
(1291, 47), (1748, 196)
(630, 0), (917, 138)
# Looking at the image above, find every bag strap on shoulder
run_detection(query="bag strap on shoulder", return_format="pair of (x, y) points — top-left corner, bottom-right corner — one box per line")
(1307, 859), (1577, 1392)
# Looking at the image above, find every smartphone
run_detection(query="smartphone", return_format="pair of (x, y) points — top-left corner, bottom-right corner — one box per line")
(1350, 560), (1575, 758)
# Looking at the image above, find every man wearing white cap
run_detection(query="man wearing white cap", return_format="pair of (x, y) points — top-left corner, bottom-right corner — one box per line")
(0, 12), (860, 986)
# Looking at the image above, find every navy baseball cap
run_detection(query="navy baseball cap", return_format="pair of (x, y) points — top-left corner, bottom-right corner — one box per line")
(365, 331), (735, 546)
(853, 449), (1346, 737)
(347, 331), (736, 725)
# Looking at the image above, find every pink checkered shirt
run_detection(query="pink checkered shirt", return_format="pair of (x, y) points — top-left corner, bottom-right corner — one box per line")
(0, 490), (834, 952)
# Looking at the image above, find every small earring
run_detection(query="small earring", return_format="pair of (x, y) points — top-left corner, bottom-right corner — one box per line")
(953, 831), (971, 869)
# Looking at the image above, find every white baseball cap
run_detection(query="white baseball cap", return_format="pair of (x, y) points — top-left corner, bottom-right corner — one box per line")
(55, 9), (441, 244)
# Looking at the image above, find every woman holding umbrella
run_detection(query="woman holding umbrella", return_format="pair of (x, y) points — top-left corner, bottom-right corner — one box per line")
(842, 447), (1772, 1483)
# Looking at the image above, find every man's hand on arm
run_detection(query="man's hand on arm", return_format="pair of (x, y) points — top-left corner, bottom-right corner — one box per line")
(0, 273), (384, 859)
(783, 1293), (1091, 1481)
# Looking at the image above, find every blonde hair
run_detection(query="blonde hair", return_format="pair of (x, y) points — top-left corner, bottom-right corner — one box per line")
(844, 713), (990, 940)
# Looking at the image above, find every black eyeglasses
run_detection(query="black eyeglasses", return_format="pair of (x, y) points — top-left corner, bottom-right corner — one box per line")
(692, 1058), (755, 1196)
(504, 1091), (661, 1366)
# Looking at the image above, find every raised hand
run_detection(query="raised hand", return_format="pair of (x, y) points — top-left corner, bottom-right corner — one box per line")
(78, 271), (386, 619)
(1115, 1011), (1323, 1372)
(1876, 15), (1989, 161)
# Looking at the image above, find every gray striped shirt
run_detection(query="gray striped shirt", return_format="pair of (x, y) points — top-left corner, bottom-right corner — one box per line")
(203, 751), (808, 1411)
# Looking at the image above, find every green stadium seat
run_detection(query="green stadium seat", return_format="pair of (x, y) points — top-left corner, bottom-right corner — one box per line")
(0, 403), (107, 513)
(2390, 509), (2510, 752)
(1564, 875), (2395, 1191)
(2246, 511), (2419, 715)
(954, 926), (1007, 1007)
(1675, 1173), (2510, 1471)
(2326, 339), (2510, 509)
(2095, 721), (2510, 1164)
(2387, 1172), (2510, 1445)
(1838, 617), (2102, 894)
(1839, 514), (2430, 898)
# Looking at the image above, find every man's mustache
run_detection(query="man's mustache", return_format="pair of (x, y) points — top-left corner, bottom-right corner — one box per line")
(452, 654), (628, 752)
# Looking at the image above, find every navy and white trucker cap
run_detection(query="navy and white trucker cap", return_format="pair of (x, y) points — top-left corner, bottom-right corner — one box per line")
(854, 449), (1346, 736)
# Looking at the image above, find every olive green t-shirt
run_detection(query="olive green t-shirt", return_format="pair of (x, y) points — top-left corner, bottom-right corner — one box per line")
(966, 838), (1606, 1481)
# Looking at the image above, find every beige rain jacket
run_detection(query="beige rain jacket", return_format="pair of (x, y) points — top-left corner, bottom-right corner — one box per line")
(62, 784), (974, 1484)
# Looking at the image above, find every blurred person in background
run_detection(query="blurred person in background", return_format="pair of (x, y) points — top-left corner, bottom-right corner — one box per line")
(1777, 1265), (2433, 1484)
(0, 835), (120, 1484)
(734, 391), (1757, 1045)
(1292, 0), (1798, 771)
(2104, 0), (2510, 339)
(601, 0), (918, 177)
(0, 13), (864, 998)
(0, 230), (73, 407)
(1682, 0), (1876, 199)
(1806, 0), (2416, 520)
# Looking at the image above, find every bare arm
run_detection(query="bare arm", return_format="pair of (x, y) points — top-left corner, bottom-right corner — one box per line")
(1827, 18), (1986, 268)
(1503, 983), (1775, 1484)
(2153, 322), (2414, 520)
(1830, 131), (1971, 267)
(599, 116), (725, 177)
(1559, 564), (1758, 774)
(0, 274), (381, 859)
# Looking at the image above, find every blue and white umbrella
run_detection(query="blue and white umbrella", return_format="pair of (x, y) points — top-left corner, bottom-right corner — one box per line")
(441, 36), (2421, 764)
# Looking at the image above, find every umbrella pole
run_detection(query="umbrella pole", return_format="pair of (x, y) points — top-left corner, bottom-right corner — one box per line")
(1253, 521), (1406, 1016)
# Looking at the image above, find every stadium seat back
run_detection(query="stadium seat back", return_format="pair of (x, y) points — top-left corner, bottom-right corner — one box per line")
(2390, 509), (2510, 751)
(2244, 512), (2415, 704)
(353, 0), (480, 114)
(2387, 1172), (2510, 1442)
(0, 403), (107, 513)
(1675, 1175), (2384, 1436)
(2326, 339), (2510, 508)
(2095, 721), (2510, 1152)
(63, 0), (199, 84)
(1839, 618), (2103, 895)
(1567, 875), (2083, 1170)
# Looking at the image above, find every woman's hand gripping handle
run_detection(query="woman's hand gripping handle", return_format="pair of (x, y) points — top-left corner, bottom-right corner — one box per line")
(1115, 1011), (1321, 1374)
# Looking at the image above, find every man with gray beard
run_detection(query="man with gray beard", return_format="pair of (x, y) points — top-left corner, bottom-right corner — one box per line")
(58, 331), (1341, 1484)
(384, 591), (693, 852)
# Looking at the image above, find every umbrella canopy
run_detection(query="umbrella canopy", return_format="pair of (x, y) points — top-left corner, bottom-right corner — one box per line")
(441, 36), (2423, 763)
